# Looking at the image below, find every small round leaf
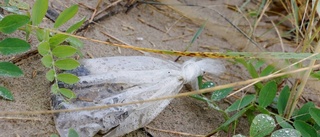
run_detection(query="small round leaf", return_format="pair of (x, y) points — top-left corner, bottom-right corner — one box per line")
(57, 73), (79, 84)
(0, 38), (30, 55)
(0, 62), (23, 77)
(0, 86), (13, 100)
(250, 114), (276, 137)
(55, 59), (79, 70)
(60, 88), (76, 99)
(52, 46), (77, 58)
(37, 41), (50, 56)
(46, 69), (55, 82)
(41, 55), (53, 68)
(271, 128), (301, 137)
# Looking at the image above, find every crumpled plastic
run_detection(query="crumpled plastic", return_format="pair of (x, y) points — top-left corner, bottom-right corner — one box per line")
(51, 56), (225, 137)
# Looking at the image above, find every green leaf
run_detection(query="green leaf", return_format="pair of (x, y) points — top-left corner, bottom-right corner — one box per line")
(190, 94), (208, 102)
(271, 128), (301, 137)
(31, 0), (48, 25)
(67, 37), (83, 48)
(51, 84), (59, 94)
(0, 62), (23, 77)
(260, 65), (275, 77)
(258, 81), (277, 108)
(254, 59), (265, 69)
(0, 6), (22, 14)
(57, 73), (79, 84)
(37, 41), (50, 56)
(277, 86), (290, 115)
(66, 17), (85, 33)
(309, 108), (320, 126)
(293, 120), (317, 137)
(50, 134), (59, 137)
(200, 81), (215, 89)
(55, 59), (79, 70)
(185, 20), (207, 50)
(0, 38), (30, 55)
(41, 55), (53, 68)
(9, 0), (29, 10)
(295, 102), (315, 121)
(45, 69), (55, 82)
(36, 28), (50, 42)
(0, 14), (29, 33)
(211, 87), (233, 101)
(275, 115), (293, 129)
(0, 86), (13, 100)
(311, 70), (320, 80)
(225, 95), (255, 112)
(68, 128), (79, 137)
(49, 34), (69, 48)
(54, 5), (78, 28)
(60, 88), (76, 99)
(250, 114), (276, 137)
(213, 105), (253, 133)
(52, 46), (77, 58)
(247, 63), (263, 89)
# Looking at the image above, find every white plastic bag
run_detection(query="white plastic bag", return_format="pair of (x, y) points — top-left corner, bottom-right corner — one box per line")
(51, 56), (225, 137)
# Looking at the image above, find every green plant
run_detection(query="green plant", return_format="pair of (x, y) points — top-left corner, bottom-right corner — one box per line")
(50, 128), (79, 137)
(0, 12), (30, 100)
(0, 0), (85, 100)
(30, 0), (85, 99)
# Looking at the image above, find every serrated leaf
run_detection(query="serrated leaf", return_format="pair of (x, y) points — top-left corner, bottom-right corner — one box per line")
(275, 115), (293, 129)
(67, 37), (83, 48)
(0, 86), (13, 100)
(293, 120), (317, 137)
(52, 46), (77, 58)
(258, 81), (277, 108)
(250, 114), (276, 137)
(66, 17), (85, 33)
(60, 88), (76, 99)
(295, 102), (315, 121)
(68, 128), (79, 137)
(37, 41), (50, 56)
(226, 95), (255, 112)
(0, 38), (30, 55)
(46, 69), (55, 82)
(54, 5), (78, 28)
(309, 108), (320, 126)
(31, 0), (48, 25)
(0, 14), (29, 33)
(55, 59), (79, 70)
(211, 87), (233, 101)
(277, 86), (290, 115)
(51, 84), (59, 94)
(41, 55), (53, 68)
(49, 34), (69, 48)
(57, 73), (79, 84)
(0, 62), (23, 77)
(271, 128), (301, 137)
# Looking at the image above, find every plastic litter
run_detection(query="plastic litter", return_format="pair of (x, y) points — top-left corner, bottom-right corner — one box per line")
(51, 56), (225, 137)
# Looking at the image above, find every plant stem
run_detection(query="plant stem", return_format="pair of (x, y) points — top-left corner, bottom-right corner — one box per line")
(284, 40), (320, 118)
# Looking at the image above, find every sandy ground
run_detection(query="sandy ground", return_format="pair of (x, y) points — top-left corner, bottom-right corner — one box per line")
(0, 0), (319, 137)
